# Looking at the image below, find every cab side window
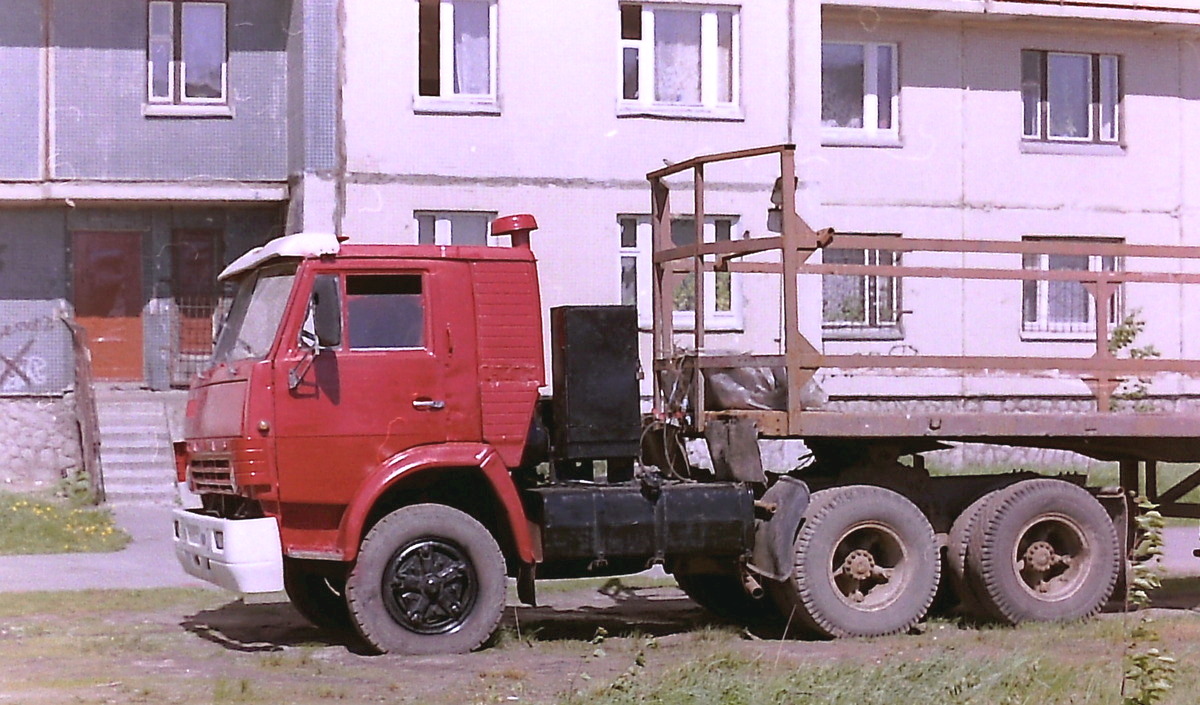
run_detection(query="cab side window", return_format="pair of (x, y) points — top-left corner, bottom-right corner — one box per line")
(346, 274), (426, 349)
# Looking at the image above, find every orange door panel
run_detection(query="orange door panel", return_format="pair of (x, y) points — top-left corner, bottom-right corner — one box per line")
(72, 231), (144, 381)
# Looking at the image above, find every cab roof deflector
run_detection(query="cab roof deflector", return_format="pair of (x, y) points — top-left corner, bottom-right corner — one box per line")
(218, 232), (341, 281)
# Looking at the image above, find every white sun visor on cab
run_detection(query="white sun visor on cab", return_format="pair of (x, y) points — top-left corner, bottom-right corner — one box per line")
(218, 232), (342, 281)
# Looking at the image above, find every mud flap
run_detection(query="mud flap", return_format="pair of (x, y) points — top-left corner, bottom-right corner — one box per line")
(1096, 486), (1132, 608)
(747, 476), (810, 582)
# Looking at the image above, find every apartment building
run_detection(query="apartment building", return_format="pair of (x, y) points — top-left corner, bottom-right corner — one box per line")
(2, 0), (1199, 485)
(815, 0), (1200, 409)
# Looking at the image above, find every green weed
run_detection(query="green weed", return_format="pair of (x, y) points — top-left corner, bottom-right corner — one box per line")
(0, 491), (129, 555)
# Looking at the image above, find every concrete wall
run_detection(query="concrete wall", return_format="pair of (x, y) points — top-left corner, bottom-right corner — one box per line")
(51, 0), (289, 181)
(0, 0), (44, 180)
(335, 0), (823, 391)
(817, 9), (1200, 402)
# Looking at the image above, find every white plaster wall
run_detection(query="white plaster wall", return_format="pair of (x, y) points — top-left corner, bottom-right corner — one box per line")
(342, 0), (798, 184)
(819, 11), (1200, 401)
(338, 0), (823, 393)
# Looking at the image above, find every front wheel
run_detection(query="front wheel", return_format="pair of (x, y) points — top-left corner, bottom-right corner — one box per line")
(345, 504), (507, 654)
(284, 558), (351, 631)
(768, 485), (940, 638)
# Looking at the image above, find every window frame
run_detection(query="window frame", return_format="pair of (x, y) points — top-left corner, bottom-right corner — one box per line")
(414, 0), (500, 115)
(1022, 49), (1122, 145)
(146, 1), (229, 114)
(616, 3), (742, 121)
(344, 273), (429, 351)
(415, 210), (501, 246)
(820, 234), (904, 341)
(821, 41), (900, 146)
(618, 214), (742, 331)
(1020, 236), (1123, 341)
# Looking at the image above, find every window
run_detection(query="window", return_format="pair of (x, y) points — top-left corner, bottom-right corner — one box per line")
(618, 215), (740, 329)
(147, 2), (227, 107)
(822, 42), (897, 140)
(346, 275), (426, 350)
(415, 211), (498, 246)
(1022, 237), (1121, 337)
(619, 4), (740, 118)
(417, 0), (497, 111)
(1022, 50), (1120, 143)
(821, 237), (902, 338)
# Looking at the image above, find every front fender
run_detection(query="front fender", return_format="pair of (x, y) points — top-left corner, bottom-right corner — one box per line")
(337, 443), (534, 564)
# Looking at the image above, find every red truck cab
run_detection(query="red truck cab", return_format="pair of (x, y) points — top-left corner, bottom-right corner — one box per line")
(174, 217), (546, 651)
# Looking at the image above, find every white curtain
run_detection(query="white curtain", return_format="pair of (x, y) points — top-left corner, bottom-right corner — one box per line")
(654, 10), (701, 104)
(453, 1), (490, 95)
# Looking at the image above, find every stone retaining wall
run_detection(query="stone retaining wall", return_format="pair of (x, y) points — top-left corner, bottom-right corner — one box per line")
(0, 394), (81, 492)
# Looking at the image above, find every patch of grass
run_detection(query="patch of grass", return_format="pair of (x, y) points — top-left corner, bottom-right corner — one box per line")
(0, 491), (129, 555)
(213, 677), (256, 703)
(562, 647), (1112, 705)
(0, 587), (223, 619)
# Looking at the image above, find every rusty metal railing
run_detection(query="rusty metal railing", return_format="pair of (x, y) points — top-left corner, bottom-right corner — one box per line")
(648, 143), (1200, 515)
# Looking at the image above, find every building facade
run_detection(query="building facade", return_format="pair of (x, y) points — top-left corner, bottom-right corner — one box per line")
(816, 1), (1200, 408)
(2, 0), (1199, 486)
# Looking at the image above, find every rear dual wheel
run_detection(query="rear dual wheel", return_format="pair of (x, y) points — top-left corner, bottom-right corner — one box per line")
(769, 485), (941, 638)
(675, 571), (776, 625)
(963, 479), (1120, 624)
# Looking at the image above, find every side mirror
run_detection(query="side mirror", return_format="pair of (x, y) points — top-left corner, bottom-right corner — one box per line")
(311, 275), (342, 348)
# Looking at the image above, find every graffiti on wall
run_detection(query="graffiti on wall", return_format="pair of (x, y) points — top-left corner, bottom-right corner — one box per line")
(0, 316), (57, 393)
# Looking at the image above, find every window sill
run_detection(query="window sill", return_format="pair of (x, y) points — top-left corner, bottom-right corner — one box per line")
(1020, 329), (1101, 343)
(639, 317), (744, 334)
(823, 326), (904, 342)
(617, 102), (744, 122)
(1020, 140), (1124, 157)
(143, 103), (233, 118)
(821, 130), (903, 149)
(414, 96), (501, 116)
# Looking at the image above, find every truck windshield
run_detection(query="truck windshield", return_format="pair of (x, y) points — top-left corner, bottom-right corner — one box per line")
(212, 263), (298, 365)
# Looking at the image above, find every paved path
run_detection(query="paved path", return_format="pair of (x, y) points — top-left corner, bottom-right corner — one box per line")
(0, 507), (1198, 593)
(0, 504), (212, 593)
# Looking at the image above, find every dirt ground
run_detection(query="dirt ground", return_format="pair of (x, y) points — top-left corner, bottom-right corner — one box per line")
(4, 578), (1200, 705)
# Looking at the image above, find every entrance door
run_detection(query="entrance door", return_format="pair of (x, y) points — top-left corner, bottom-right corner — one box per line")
(72, 231), (144, 380)
(172, 229), (222, 383)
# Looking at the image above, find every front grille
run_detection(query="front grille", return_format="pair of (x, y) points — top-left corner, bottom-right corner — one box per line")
(190, 457), (234, 494)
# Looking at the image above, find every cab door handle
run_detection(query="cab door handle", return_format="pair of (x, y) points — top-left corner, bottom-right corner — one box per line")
(412, 399), (446, 411)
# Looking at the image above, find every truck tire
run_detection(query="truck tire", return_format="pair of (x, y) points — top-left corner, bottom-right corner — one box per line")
(345, 504), (507, 654)
(966, 479), (1120, 624)
(768, 485), (940, 638)
(284, 558), (351, 632)
(675, 572), (776, 625)
(943, 490), (1001, 616)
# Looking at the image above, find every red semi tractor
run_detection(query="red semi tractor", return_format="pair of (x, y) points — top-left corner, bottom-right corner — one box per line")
(174, 145), (1200, 653)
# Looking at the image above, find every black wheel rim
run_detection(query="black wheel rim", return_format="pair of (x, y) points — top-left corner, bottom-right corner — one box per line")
(382, 538), (478, 635)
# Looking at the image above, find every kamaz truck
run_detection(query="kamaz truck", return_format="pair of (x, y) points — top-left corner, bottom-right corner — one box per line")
(173, 145), (1200, 653)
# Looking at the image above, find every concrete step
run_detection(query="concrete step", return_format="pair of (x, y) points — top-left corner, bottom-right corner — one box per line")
(100, 446), (174, 461)
(101, 461), (175, 477)
(102, 487), (177, 505)
(95, 389), (183, 507)
(102, 473), (174, 489)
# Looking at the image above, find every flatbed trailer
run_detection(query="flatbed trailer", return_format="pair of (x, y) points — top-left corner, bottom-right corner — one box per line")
(649, 143), (1200, 520)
